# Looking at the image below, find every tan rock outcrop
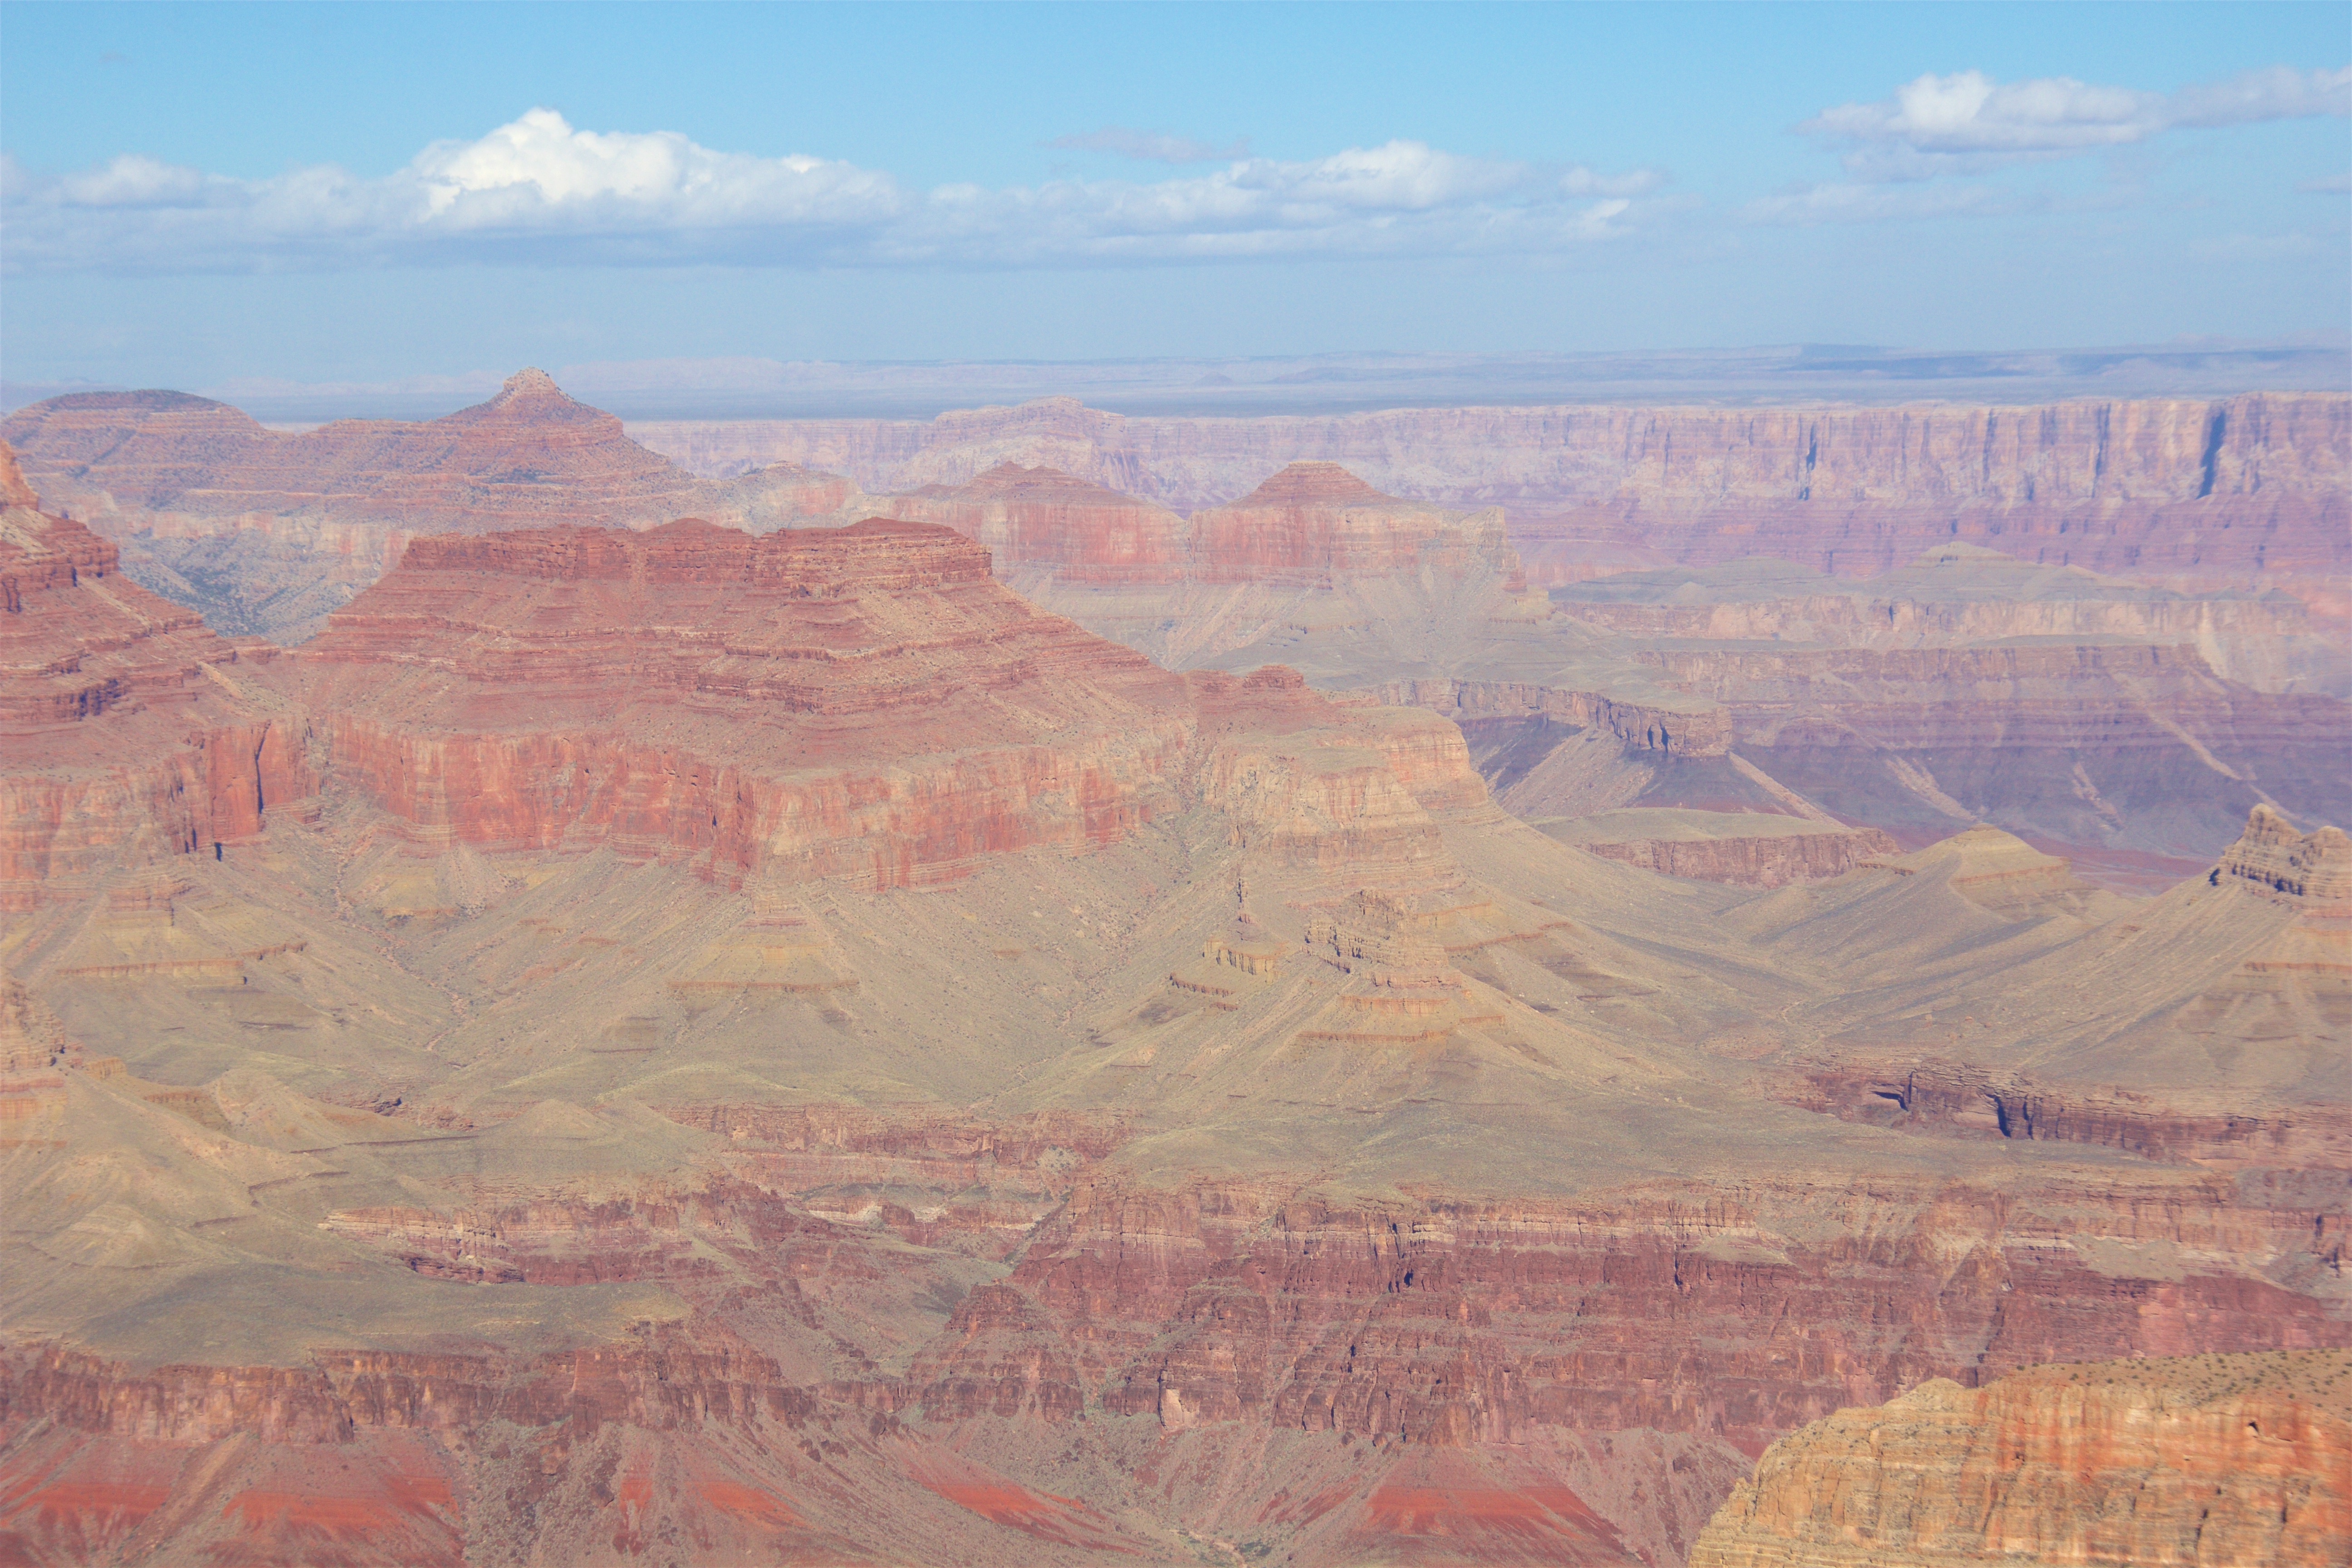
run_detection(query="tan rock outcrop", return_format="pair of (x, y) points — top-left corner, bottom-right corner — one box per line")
(1688, 1351), (2352, 1567)
(2220, 802), (2352, 901)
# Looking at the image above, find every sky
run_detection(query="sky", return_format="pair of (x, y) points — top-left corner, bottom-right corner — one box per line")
(2, 1), (2347, 390)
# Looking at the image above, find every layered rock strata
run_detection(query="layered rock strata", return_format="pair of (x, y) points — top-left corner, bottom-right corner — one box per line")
(1390, 647), (2347, 863)
(3, 475), (2347, 1567)
(1539, 811), (1902, 888)
(1688, 1350), (2352, 1567)
(1185, 461), (1520, 589)
(264, 518), (1473, 892)
(627, 392), (2350, 597)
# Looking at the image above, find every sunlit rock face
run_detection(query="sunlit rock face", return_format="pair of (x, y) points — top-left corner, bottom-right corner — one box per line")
(1689, 1351), (2352, 1568)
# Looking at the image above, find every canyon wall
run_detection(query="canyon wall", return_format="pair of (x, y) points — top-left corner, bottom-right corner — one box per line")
(628, 392), (2351, 594)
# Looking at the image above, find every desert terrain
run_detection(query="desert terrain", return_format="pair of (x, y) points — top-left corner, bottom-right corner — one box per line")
(1, 368), (2345, 1567)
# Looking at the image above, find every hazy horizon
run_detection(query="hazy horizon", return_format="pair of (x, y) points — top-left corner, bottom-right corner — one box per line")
(3, 1), (2345, 392)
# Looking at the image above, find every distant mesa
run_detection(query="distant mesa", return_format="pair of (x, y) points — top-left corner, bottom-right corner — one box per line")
(879, 461), (1188, 584)
(1188, 460), (1522, 588)
(0, 368), (860, 642)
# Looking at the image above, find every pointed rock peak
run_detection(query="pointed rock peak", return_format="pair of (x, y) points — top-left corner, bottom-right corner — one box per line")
(454, 366), (609, 428)
(1235, 461), (1391, 508)
(497, 367), (565, 401)
(0, 439), (39, 510)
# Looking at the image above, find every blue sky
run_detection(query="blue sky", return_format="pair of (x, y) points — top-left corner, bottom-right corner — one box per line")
(3, 1), (2345, 388)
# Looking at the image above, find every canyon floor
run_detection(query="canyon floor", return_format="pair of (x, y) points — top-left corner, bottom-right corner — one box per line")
(0, 374), (2346, 1567)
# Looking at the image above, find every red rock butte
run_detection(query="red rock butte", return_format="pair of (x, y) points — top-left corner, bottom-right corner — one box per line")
(1187, 461), (1520, 586)
(882, 463), (1188, 583)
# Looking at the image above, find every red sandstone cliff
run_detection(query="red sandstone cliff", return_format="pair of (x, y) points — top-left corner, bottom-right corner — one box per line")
(0, 371), (854, 538)
(0, 440), (311, 892)
(1688, 1350), (2352, 1567)
(256, 517), (1474, 892)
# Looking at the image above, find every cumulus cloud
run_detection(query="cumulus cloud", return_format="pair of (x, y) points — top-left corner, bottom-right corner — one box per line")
(1044, 127), (1251, 163)
(1, 109), (1668, 273)
(1804, 64), (2350, 180)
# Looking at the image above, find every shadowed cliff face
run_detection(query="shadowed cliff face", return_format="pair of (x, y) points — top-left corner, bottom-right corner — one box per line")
(854, 443), (2347, 873)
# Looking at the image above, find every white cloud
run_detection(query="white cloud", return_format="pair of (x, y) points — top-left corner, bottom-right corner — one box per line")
(2299, 171), (2352, 194)
(1, 110), (1669, 274)
(1804, 64), (2350, 181)
(1044, 127), (1251, 163)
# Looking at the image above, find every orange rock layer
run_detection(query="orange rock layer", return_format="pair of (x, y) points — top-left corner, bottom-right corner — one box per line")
(1688, 1350), (2352, 1567)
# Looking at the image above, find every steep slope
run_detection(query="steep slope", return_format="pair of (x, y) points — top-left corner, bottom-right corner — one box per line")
(0, 372), (861, 641)
(857, 449), (2344, 870)
(1382, 617), (2347, 868)
(1690, 1350), (2352, 1568)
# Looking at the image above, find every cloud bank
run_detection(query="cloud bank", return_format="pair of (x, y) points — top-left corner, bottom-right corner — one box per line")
(1744, 62), (2349, 225)
(0, 108), (1666, 274)
(1803, 64), (2351, 181)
